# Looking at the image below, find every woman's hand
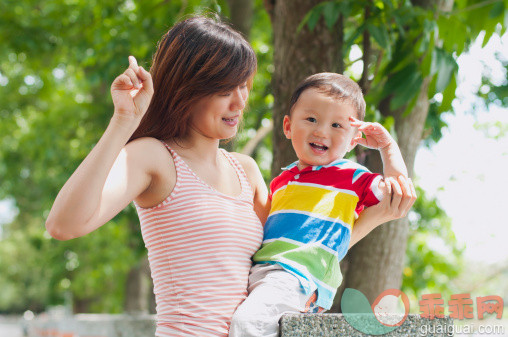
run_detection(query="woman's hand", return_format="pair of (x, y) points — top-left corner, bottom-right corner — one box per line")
(349, 176), (417, 248)
(365, 175), (417, 224)
(111, 56), (154, 126)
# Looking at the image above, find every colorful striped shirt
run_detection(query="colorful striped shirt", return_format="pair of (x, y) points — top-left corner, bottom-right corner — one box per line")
(252, 158), (383, 309)
(134, 142), (263, 337)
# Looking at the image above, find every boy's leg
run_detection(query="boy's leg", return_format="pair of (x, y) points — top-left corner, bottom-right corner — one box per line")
(229, 264), (315, 337)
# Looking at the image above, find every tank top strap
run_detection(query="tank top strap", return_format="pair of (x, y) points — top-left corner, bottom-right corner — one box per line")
(160, 140), (183, 167)
(219, 149), (255, 202)
(159, 140), (253, 202)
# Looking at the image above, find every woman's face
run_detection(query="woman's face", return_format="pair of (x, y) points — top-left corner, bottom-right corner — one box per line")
(188, 83), (249, 140)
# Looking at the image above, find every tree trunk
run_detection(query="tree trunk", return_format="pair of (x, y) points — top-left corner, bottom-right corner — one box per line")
(222, 0), (255, 152)
(334, 0), (454, 308)
(268, 0), (341, 178)
(267, 0), (454, 312)
(124, 256), (150, 314)
(124, 218), (150, 314)
(226, 0), (253, 40)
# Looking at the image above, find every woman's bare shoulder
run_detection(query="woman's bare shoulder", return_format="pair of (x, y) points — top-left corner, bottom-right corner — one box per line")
(230, 152), (258, 175)
(126, 137), (176, 208)
(125, 137), (173, 166)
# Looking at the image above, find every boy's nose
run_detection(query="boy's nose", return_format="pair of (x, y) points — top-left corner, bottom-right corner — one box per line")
(313, 125), (327, 138)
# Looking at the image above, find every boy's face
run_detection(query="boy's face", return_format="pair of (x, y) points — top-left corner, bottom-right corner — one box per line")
(283, 88), (360, 170)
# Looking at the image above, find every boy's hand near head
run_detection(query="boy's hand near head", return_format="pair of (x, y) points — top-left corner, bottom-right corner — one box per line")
(349, 117), (393, 150)
(349, 116), (408, 179)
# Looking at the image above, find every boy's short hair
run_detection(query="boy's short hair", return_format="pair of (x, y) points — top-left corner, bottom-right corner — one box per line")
(287, 73), (366, 121)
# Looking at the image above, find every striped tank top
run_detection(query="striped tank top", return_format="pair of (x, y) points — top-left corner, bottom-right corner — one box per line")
(134, 142), (263, 337)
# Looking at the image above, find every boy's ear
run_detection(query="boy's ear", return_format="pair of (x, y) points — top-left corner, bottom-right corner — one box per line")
(283, 115), (291, 139)
(348, 130), (362, 152)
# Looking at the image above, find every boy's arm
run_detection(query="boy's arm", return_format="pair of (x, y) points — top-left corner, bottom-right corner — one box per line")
(349, 117), (408, 178)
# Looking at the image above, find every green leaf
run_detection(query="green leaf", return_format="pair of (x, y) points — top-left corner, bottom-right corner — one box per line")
(420, 32), (435, 77)
(307, 5), (323, 31)
(381, 62), (424, 110)
(344, 24), (365, 53)
(381, 62), (418, 99)
(439, 73), (457, 113)
(489, 1), (505, 18)
(437, 13), (467, 55)
(297, 4), (323, 32)
(431, 48), (457, 93)
(323, 2), (341, 29)
(391, 72), (423, 110)
(366, 22), (389, 49)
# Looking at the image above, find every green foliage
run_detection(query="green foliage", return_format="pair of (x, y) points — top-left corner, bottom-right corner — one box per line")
(402, 186), (465, 301)
(0, 0), (223, 313)
(301, 0), (506, 144)
(234, 0), (274, 182)
(477, 61), (508, 107)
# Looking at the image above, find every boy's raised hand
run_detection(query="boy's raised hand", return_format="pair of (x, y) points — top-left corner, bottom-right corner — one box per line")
(111, 56), (154, 126)
(349, 116), (393, 150)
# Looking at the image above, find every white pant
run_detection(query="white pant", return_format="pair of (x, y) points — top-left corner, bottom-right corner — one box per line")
(229, 264), (322, 337)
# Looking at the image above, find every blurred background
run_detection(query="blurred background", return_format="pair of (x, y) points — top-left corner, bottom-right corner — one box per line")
(0, 0), (507, 335)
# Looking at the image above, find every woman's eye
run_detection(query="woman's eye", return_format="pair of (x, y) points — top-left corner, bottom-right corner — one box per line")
(332, 123), (341, 128)
(306, 117), (316, 123)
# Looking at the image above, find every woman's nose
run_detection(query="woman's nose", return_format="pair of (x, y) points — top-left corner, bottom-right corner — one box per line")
(230, 87), (246, 111)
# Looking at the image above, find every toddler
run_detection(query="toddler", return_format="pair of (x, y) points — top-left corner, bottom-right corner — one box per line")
(229, 73), (409, 337)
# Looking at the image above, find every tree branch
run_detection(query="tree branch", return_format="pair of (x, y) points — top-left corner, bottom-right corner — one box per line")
(263, 0), (276, 21)
(337, 14), (345, 74)
(450, 0), (502, 14)
(359, 4), (371, 94)
(240, 120), (273, 156)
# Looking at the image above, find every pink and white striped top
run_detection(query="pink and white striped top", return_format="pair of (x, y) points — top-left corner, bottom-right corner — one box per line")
(134, 142), (263, 337)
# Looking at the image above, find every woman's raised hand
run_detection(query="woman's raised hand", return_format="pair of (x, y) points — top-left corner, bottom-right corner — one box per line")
(111, 56), (153, 126)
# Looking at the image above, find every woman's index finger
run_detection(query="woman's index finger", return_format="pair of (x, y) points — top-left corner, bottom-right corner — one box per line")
(128, 55), (139, 69)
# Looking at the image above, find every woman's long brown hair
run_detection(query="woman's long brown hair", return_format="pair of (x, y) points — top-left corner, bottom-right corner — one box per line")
(129, 16), (257, 142)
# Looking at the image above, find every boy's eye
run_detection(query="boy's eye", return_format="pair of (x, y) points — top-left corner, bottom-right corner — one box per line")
(332, 123), (341, 128)
(306, 117), (316, 123)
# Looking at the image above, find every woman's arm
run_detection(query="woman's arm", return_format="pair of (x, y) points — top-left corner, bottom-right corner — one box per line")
(232, 153), (271, 225)
(349, 176), (417, 248)
(45, 56), (155, 240)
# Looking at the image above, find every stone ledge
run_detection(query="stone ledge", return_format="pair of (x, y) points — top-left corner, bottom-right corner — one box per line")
(279, 313), (454, 337)
(27, 312), (454, 336)
(27, 314), (156, 337)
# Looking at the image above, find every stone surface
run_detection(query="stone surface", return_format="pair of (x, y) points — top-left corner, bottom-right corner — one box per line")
(27, 314), (156, 337)
(27, 312), (455, 336)
(279, 313), (454, 337)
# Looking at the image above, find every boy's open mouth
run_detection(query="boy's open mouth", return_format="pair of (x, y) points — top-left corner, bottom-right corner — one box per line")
(310, 143), (328, 151)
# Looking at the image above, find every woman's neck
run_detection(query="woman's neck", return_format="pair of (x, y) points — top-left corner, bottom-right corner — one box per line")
(168, 133), (222, 165)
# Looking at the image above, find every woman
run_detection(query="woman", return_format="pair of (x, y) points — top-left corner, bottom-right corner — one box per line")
(46, 16), (415, 336)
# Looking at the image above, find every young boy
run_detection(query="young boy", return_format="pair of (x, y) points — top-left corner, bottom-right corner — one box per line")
(229, 73), (410, 337)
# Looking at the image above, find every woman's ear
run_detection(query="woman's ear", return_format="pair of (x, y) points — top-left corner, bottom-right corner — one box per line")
(283, 115), (291, 139)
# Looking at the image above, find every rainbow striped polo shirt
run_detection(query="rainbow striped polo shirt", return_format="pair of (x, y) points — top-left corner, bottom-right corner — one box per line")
(252, 158), (383, 309)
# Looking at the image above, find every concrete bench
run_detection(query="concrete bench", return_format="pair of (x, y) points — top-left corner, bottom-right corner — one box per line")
(280, 313), (454, 336)
(27, 313), (454, 336)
